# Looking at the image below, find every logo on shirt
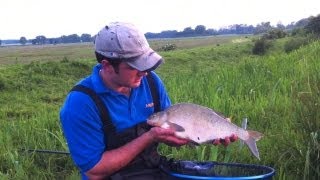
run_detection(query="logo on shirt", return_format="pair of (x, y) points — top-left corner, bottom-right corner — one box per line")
(146, 102), (154, 108)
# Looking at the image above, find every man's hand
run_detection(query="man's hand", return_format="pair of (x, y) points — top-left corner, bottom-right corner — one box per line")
(212, 134), (238, 146)
(148, 127), (189, 146)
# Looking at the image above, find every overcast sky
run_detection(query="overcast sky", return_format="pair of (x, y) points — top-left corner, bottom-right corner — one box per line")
(1, 0), (319, 39)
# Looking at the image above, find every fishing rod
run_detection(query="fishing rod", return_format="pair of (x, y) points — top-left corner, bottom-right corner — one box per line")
(20, 148), (70, 155)
(21, 118), (249, 155)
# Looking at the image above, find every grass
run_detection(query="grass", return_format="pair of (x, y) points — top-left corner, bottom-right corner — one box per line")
(0, 36), (319, 179)
(158, 40), (320, 179)
(0, 35), (245, 65)
(0, 43), (94, 65)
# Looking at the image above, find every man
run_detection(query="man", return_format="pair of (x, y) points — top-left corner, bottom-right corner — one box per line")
(60, 22), (237, 180)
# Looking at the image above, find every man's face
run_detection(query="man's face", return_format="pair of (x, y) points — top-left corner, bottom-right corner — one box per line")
(111, 62), (147, 88)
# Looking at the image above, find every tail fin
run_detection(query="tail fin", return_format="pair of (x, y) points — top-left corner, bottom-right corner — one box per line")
(244, 130), (263, 160)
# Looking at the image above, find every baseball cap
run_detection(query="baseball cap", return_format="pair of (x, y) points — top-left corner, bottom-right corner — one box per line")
(94, 22), (163, 71)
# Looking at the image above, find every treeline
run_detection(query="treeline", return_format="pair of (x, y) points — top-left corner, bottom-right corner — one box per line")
(22, 33), (92, 45)
(147, 17), (311, 38)
(0, 15), (319, 46)
(0, 33), (93, 46)
(250, 15), (320, 55)
(33, 34), (92, 45)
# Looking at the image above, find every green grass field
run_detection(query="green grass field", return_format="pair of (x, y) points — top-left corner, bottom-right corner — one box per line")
(0, 35), (319, 179)
(0, 35), (244, 65)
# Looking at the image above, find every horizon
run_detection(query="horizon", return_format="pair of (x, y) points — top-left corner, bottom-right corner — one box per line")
(1, 0), (319, 40)
(0, 16), (314, 42)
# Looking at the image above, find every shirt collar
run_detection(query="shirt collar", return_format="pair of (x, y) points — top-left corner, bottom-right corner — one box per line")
(91, 64), (111, 94)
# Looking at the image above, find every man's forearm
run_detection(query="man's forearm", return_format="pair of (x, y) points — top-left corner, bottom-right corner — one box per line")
(86, 131), (154, 179)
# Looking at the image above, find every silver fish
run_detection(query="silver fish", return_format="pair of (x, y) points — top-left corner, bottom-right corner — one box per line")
(147, 103), (263, 159)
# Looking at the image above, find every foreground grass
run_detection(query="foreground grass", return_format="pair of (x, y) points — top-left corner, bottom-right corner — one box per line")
(0, 39), (319, 179)
(159, 41), (320, 179)
(0, 60), (95, 179)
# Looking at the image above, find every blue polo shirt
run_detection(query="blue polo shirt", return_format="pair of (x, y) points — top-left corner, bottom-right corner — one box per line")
(59, 63), (171, 178)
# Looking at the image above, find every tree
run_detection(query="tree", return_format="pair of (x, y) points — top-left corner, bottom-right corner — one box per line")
(0, 39), (2, 46)
(19, 36), (27, 45)
(291, 28), (307, 36)
(263, 28), (287, 39)
(61, 34), (81, 43)
(295, 18), (310, 28)
(206, 28), (218, 35)
(80, 33), (92, 42)
(69, 34), (81, 43)
(305, 14), (320, 36)
(47, 38), (58, 44)
(31, 39), (37, 45)
(276, 22), (285, 30)
(35, 35), (47, 44)
(195, 25), (206, 35)
(182, 27), (195, 36)
(254, 22), (272, 34)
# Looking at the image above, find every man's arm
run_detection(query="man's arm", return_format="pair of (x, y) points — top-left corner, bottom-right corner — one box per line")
(86, 127), (188, 179)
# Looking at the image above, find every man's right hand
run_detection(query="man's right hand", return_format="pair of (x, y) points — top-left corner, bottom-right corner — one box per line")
(148, 127), (189, 147)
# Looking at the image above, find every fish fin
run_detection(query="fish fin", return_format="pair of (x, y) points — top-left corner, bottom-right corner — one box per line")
(167, 122), (185, 132)
(244, 130), (263, 160)
(212, 110), (228, 119)
(212, 111), (233, 122)
(248, 130), (263, 141)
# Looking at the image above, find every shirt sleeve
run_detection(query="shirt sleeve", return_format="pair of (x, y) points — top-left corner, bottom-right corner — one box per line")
(60, 92), (105, 172)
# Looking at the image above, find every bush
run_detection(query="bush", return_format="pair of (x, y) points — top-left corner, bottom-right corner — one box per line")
(252, 38), (272, 55)
(291, 28), (307, 37)
(284, 37), (310, 53)
(0, 78), (5, 91)
(158, 43), (177, 51)
(263, 29), (287, 39)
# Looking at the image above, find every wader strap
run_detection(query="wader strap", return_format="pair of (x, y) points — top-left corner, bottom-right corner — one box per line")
(69, 85), (116, 133)
(146, 73), (161, 113)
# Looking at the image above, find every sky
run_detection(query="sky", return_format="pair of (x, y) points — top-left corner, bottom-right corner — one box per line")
(0, 0), (319, 40)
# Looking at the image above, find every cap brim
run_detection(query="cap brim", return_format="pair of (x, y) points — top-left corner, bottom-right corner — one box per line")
(126, 49), (163, 71)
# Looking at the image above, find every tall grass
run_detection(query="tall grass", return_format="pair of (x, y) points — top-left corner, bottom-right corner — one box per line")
(0, 59), (95, 179)
(0, 40), (319, 179)
(158, 41), (320, 179)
